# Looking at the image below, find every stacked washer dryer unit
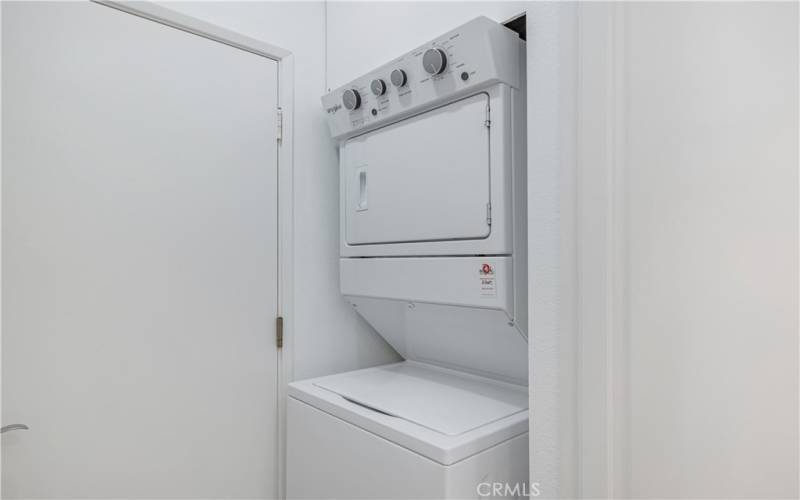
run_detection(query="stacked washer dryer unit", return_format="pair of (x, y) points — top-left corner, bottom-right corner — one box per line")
(287, 17), (527, 499)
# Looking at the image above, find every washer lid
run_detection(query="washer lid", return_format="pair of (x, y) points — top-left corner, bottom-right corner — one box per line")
(312, 362), (527, 436)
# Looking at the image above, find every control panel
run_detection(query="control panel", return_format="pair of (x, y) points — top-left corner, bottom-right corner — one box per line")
(321, 16), (523, 140)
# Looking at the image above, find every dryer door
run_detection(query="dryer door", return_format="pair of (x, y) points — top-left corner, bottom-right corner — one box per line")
(342, 93), (491, 246)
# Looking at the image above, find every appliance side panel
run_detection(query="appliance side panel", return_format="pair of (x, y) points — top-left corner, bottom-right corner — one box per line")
(512, 39), (528, 336)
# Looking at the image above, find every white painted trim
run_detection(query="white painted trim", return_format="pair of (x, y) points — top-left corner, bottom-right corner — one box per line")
(93, 1), (290, 60)
(608, 6), (630, 497)
(527, 3), (580, 498)
(0, 2), (5, 495)
(89, 3), (296, 498)
(576, 3), (630, 498)
(276, 53), (295, 500)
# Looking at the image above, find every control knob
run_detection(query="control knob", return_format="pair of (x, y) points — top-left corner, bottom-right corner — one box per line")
(370, 79), (387, 96)
(390, 69), (407, 87)
(422, 48), (447, 75)
(342, 89), (361, 110)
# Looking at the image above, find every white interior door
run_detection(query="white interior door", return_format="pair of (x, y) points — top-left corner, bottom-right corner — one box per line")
(2, 2), (279, 498)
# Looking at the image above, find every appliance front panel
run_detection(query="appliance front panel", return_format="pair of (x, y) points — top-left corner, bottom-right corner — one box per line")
(343, 93), (491, 246)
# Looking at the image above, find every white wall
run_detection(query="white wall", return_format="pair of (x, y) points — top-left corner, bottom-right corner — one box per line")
(160, 1), (400, 380)
(576, 2), (799, 498)
(625, 4), (798, 497)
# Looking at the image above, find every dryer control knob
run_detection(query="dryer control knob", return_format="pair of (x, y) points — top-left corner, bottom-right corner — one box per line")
(342, 89), (361, 110)
(422, 48), (447, 75)
(390, 69), (407, 87)
(370, 79), (387, 96)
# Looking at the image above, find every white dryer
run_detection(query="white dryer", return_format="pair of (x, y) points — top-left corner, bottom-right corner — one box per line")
(288, 16), (527, 499)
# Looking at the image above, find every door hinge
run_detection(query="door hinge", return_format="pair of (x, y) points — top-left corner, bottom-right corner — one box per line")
(485, 104), (491, 128)
(276, 316), (284, 348)
(486, 203), (492, 226)
(276, 107), (284, 143)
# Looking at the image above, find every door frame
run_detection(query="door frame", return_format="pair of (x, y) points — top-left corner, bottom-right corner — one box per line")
(574, 4), (630, 498)
(526, 3), (630, 497)
(79, 2), (295, 497)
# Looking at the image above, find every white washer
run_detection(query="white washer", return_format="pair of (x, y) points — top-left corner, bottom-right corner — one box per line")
(289, 17), (527, 499)
(287, 362), (528, 499)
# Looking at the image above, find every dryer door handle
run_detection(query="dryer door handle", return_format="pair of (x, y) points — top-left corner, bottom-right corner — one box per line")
(357, 168), (368, 211)
(1, 424), (29, 434)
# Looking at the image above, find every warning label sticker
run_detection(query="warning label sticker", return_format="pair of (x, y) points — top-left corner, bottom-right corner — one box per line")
(479, 263), (497, 297)
(480, 276), (497, 297)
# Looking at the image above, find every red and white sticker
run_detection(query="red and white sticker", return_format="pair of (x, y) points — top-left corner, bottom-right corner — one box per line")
(479, 263), (497, 297)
